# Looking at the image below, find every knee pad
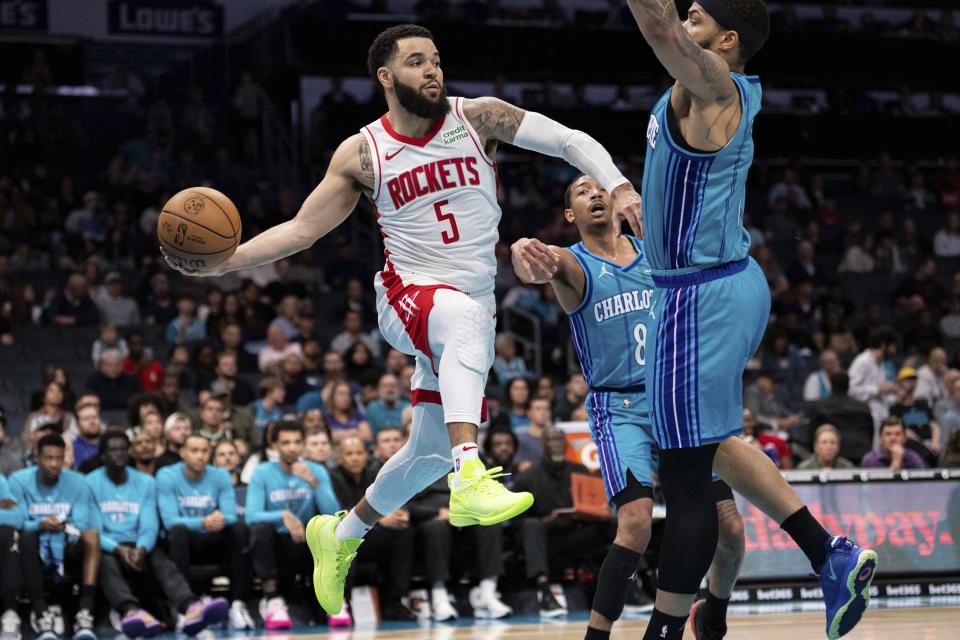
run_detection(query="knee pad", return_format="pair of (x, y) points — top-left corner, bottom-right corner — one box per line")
(657, 445), (720, 594)
(455, 301), (495, 374)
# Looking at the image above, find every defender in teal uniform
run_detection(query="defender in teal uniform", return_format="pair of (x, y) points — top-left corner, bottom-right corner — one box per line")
(511, 174), (746, 640)
(624, 1), (878, 639)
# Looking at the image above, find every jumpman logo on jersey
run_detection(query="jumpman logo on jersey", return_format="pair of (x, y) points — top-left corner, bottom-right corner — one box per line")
(398, 291), (421, 321)
(598, 264), (613, 278)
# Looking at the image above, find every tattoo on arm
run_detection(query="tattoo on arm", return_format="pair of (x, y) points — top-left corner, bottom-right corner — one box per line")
(358, 140), (374, 183)
(628, 0), (735, 102)
(466, 97), (525, 145)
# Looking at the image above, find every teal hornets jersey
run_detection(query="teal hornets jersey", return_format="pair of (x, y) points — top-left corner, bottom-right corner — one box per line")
(641, 73), (762, 272)
(567, 237), (656, 389)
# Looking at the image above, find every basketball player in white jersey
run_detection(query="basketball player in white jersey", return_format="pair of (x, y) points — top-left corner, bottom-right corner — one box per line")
(165, 23), (642, 618)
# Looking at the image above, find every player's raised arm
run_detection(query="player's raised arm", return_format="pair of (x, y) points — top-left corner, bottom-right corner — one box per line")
(462, 97), (643, 238)
(511, 238), (586, 313)
(626, 0), (738, 104)
(165, 134), (371, 276)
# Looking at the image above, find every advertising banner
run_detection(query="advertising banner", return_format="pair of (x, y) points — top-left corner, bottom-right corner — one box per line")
(107, 0), (222, 37)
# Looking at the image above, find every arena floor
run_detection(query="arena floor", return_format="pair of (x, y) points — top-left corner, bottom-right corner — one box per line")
(200, 600), (959, 639)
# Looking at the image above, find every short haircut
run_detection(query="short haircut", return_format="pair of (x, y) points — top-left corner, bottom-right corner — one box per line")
(259, 377), (283, 399)
(814, 423), (840, 443)
(880, 416), (903, 433)
(185, 433), (210, 447)
(867, 327), (898, 350)
(99, 429), (130, 454)
(273, 420), (304, 439)
(530, 397), (551, 407)
(37, 433), (66, 454)
(710, 0), (770, 61)
(306, 426), (330, 439)
(201, 395), (224, 409)
(376, 425), (403, 440)
(367, 24), (434, 81)
(829, 372), (850, 394)
(563, 174), (588, 209)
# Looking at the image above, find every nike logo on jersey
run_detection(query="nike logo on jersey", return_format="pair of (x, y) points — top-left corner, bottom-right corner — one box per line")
(385, 146), (406, 161)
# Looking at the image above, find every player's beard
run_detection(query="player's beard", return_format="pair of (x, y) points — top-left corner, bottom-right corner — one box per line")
(394, 77), (450, 119)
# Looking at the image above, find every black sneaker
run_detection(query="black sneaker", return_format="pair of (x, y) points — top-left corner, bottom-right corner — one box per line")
(33, 609), (58, 640)
(380, 600), (418, 622)
(690, 599), (725, 639)
(538, 587), (567, 618)
(72, 610), (96, 640)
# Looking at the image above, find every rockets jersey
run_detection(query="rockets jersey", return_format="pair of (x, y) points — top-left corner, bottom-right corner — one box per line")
(362, 97), (501, 297)
(567, 237), (657, 389)
(641, 73), (762, 273)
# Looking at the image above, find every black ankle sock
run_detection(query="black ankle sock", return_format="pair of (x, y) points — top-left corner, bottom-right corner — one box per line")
(703, 591), (730, 633)
(780, 507), (830, 571)
(592, 543), (642, 623)
(585, 627), (611, 640)
(642, 608), (687, 640)
(79, 585), (97, 612)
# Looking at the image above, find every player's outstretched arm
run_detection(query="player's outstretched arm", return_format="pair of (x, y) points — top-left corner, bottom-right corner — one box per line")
(462, 97), (643, 237)
(511, 238), (586, 313)
(626, 0), (737, 104)
(166, 134), (368, 276)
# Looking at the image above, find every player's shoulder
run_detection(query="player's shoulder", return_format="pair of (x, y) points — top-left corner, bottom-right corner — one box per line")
(9, 466), (33, 485)
(207, 465), (231, 483)
(155, 463), (179, 482)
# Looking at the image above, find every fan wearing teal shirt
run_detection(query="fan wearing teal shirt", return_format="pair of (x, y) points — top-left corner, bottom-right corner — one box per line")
(156, 435), (251, 625)
(0, 472), (24, 628)
(88, 431), (234, 638)
(9, 434), (100, 640)
(247, 421), (340, 630)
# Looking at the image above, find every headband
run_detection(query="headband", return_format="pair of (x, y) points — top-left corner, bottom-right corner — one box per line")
(698, 0), (767, 54)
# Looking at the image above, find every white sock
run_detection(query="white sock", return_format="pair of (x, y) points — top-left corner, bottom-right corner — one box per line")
(479, 577), (497, 601)
(431, 584), (449, 606)
(451, 442), (480, 486)
(335, 509), (372, 541)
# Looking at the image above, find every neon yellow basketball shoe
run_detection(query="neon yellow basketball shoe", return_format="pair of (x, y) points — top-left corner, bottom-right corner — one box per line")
(306, 511), (363, 615)
(448, 458), (534, 527)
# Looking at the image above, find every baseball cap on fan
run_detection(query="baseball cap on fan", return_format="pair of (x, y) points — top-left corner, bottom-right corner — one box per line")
(210, 380), (232, 399)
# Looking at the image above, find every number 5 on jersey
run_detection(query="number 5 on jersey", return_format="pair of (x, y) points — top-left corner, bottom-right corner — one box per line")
(434, 199), (460, 244)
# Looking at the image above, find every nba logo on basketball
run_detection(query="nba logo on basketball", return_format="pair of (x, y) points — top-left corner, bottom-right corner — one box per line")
(174, 223), (188, 246)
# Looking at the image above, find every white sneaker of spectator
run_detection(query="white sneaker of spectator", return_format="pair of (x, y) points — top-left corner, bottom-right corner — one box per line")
(258, 597), (292, 631)
(0, 609), (21, 640)
(30, 607), (59, 640)
(228, 601), (255, 630)
(470, 583), (513, 619)
(431, 592), (458, 622)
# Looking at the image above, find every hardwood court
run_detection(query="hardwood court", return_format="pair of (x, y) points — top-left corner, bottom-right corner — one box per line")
(278, 607), (960, 639)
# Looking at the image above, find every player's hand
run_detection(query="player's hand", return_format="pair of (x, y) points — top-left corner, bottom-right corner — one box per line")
(436, 508), (450, 522)
(116, 545), (141, 571)
(39, 516), (65, 532)
(203, 511), (225, 532)
(160, 246), (227, 278)
(511, 238), (559, 284)
(381, 509), (410, 530)
(282, 511), (306, 542)
(133, 547), (148, 571)
(291, 461), (319, 488)
(611, 183), (643, 239)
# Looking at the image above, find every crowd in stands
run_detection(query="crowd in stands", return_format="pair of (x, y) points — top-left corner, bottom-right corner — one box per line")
(1, 19), (960, 635)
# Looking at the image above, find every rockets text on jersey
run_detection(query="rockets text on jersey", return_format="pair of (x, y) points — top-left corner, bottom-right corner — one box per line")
(362, 97), (502, 298)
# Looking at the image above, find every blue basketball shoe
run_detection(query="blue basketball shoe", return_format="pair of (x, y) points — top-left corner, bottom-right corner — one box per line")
(818, 536), (878, 639)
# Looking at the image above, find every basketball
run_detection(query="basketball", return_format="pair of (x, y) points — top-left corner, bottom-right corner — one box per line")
(157, 186), (241, 270)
